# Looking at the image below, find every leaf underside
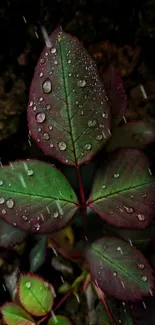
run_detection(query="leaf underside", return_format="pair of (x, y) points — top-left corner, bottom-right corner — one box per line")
(87, 149), (155, 228)
(0, 160), (78, 233)
(1, 302), (35, 325)
(28, 27), (111, 166)
(18, 273), (54, 316)
(0, 219), (27, 247)
(86, 237), (154, 301)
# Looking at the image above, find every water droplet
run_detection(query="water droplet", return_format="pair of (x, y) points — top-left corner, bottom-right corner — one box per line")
(142, 194), (147, 198)
(80, 110), (84, 115)
(34, 223), (40, 231)
(138, 264), (145, 270)
(96, 134), (103, 140)
(2, 209), (6, 215)
(102, 185), (106, 189)
(27, 169), (34, 176)
(39, 72), (43, 77)
(0, 198), (4, 204)
(124, 206), (134, 213)
(54, 60), (58, 65)
(39, 97), (43, 102)
(54, 211), (59, 218)
(50, 143), (54, 148)
(84, 143), (92, 150)
(68, 59), (71, 63)
(6, 199), (15, 209)
(102, 112), (108, 118)
(29, 101), (33, 107)
(36, 112), (46, 123)
(51, 48), (56, 53)
(113, 272), (117, 276)
(22, 215), (28, 221)
(49, 125), (53, 130)
(46, 104), (50, 110)
(141, 275), (147, 282)
(58, 142), (67, 151)
(43, 133), (50, 140)
(77, 79), (86, 87)
(88, 119), (97, 127)
(137, 214), (145, 221)
(25, 281), (31, 289)
(113, 173), (120, 178)
(0, 180), (3, 186)
(68, 73), (72, 77)
(42, 79), (52, 94)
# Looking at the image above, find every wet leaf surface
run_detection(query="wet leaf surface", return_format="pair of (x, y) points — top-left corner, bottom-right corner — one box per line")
(1, 302), (36, 325)
(28, 27), (111, 166)
(86, 237), (154, 301)
(87, 149), (155, 228)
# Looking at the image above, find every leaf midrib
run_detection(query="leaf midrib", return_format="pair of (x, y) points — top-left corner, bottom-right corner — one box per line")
(88, 179), (155, 203)
(92, 244), (149, 288)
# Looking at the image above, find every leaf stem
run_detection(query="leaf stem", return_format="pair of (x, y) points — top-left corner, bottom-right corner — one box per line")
(94, 284), (117, 325)
(76, 165), (87, 243)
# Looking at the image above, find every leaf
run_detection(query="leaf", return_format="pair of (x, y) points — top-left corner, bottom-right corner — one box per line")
(18, 273), (54, 316)
(48, 315), (72, 325)
(106, 120), (155, 152)
(1, 302), (35, 325)
(0, 160), (78, 233)
(27, 27), (111, 166)
(0, 219), (27, 248)
(87, 149), (155, 228)
(101, 64), (127, 124)
(86, 236), (154, 301)
(29, 236), (47, 272)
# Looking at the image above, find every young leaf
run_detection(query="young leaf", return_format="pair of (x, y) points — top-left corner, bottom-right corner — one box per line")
(87, 149), (155, 228)
(27, 27), (111, 166)
(29, 236), (47, 272)
(0, 160), (78, 233)
(106, 120), (155, 152)
(48, 315), (72, 325)
(1, 302), (35, 325)
(18, 273), (54, 316)
(0, 219), (27, 248)
(86, 237), (154, 301)
(101, 64), (127, 124)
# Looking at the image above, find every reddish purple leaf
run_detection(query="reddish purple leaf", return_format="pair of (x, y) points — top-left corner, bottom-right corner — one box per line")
(101, 64), (127, 124)
(86, 237), (154, 301)
(106, 120), (155, 152)
(0, 160), (78, 233)
(87, 149), (155, 228)
(28, 27), (111, 166)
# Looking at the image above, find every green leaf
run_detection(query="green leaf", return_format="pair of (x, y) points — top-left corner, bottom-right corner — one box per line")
(0, 219), (27, 247)
(27, 27), (111, 166)
(29, 236), (47, 272)
(48, 315), (72, 325)
(0, 160), (78, 233)
(1, 302), (35, 325)
(86, 237), (154, 301)
(18, 273), (54, 316)
(87, 149), (155, 228)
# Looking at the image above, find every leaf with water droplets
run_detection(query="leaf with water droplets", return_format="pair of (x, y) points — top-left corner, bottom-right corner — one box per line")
(28, 27), (111, 166)
(87, 149), (155, 228)
(101, 64), (127, 125)
(48, 315), (72, 325)
(0, 160), (78, 233)
(86, 236), (154, 301)
(0, 219), (27, 248)
(18, 273), (54, 316)
(29, 236), (47, 272)
(1, 302), (35, 325)
(106, 120), (155, 152)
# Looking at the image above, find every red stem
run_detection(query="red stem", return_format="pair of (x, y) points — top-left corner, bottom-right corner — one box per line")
(94, 284), (117, 325)
(76, 165), (87, 242)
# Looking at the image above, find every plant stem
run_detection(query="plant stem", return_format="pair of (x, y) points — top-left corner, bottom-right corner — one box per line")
(76, 165), (87, 243)
(94, 284), (117, 325)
